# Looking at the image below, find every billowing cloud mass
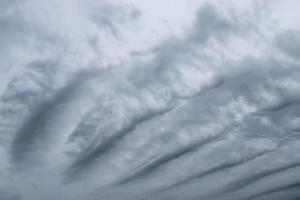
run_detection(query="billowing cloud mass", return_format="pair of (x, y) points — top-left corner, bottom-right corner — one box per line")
(1, 0), (300, 200)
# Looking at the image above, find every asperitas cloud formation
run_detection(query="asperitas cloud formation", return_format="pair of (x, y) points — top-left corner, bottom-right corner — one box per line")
(1, 0), (300, 200)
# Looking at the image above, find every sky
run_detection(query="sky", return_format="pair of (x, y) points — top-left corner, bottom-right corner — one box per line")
(1, 0), (300, 200)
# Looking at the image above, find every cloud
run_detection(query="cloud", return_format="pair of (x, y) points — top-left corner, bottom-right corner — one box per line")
(10, 68), (100, 167)
(0, 191), (20, 200)
(66, 104), (174, 178)
(1, 1), (300, 200)
(90, 3), (141, 37)
(276, 29), (300, 60)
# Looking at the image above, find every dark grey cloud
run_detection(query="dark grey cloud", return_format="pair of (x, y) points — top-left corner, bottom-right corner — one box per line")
(276, 29), (300, 60)
(0, 60), (58, 147)
(67, 105), (174, 178)
(0, 190), (20, 200)
(10, 68), (100, 167)
(189, 3), (235, 44)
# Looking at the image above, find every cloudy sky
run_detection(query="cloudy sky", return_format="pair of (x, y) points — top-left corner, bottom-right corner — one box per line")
(1, 0), (300, 200)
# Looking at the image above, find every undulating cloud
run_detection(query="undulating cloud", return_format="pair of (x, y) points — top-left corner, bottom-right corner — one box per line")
(1, 0), (300, 200)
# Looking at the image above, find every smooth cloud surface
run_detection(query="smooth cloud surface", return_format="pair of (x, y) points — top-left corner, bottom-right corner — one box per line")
(1, 0), (300, 200)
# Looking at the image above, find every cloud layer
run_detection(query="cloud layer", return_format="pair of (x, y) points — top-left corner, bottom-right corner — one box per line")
(1, 0), (300, 200)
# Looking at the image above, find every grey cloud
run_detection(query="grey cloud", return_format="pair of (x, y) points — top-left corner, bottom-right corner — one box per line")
(0, 60), (59, 147)
(276, 29), (300, 60)
(188, 3), (235, 44)
(0, 190), (20, 200)
(249, 182), (300, 200)
(1, 1), (300, 200)
(0, 1), (28, 48)
(224, 159), (300, 194)
(116, 133), (217, 184)
(10, 68), (100, 167)
(66, 104), (174, 178)
(90, 3), (141, 38)
(127, 3), (240, 98)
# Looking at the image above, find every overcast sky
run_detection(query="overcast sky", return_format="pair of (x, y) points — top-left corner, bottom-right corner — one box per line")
(1, 0), (300, 200)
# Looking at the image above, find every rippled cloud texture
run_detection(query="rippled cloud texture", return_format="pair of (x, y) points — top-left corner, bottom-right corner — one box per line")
(1, 0), (300, 200)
